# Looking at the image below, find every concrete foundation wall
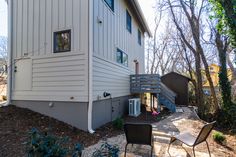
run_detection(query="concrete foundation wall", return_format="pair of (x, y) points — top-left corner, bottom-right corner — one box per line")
(12, 100), (88, 131)
(12, 95), (131, 131)
(92, 95), (130, 129)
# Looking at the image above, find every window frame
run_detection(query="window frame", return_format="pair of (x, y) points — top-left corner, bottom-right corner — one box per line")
(53, 29), (71, 53)
(126, 10), (132, 33)
(116, 48), (128, 67)
(138, 29), (142, 45)
(104, 0), (114, 12)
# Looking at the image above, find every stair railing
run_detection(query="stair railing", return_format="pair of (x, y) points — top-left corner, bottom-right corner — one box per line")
(160, 83), (176, 104)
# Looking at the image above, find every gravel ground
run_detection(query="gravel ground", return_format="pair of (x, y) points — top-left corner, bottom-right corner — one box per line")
(83, 109), (236, 157)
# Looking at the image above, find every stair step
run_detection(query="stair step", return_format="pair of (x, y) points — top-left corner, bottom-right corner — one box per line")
(152, 130), (172, 138)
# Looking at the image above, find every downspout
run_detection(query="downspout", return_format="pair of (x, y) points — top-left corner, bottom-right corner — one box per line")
(87, 0), (95, 133)
(5, 0), (12, 106)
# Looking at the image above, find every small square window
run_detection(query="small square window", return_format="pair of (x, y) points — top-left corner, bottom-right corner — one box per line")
(116, 48), (128, 67)
(104, 0), (114, 11)
(126, 10), (132, 33)
(53, 30), (71, 53)
(138, 29), (141, 45)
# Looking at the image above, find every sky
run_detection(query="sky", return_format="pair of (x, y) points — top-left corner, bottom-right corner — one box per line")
(138, 0), (157, 33)
(0, 0), (7, 37)
(0, 0), (157, 38)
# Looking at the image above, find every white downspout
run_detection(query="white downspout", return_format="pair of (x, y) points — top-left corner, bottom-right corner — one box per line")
(5, 0), (12, 106)
(87, 0), (95, 133)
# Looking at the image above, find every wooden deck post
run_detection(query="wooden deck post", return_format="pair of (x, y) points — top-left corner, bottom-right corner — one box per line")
(150, 93), (153, 110)
(157, 93), (161, 112)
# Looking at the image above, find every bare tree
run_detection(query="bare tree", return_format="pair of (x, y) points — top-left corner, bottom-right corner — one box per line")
(147, 17), (183, 75)
(0, 36), (8, 96)
(161, 0), (220, 114)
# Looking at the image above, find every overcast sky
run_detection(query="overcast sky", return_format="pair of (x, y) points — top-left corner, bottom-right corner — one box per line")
(0, 0), (156, 37)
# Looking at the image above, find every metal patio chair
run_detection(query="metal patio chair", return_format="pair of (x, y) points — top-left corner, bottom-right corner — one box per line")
(124, 123), (153, 157)
(168, 121), (216, 157)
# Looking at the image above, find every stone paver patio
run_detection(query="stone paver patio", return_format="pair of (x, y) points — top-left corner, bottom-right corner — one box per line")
(82, 108), (216, 157)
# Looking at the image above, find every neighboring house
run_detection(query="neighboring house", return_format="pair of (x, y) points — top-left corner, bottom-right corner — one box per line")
(202, 64), (232, 95)
(161, 72), (190, 106)
(7, 0), (151, 131)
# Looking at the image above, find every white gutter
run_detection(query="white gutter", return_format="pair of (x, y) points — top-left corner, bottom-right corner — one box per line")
(87, 0), (95, 134)
(5, 0), (12, 106)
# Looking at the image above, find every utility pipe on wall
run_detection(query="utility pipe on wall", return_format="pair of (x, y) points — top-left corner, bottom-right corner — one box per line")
(5, 0), (12, 106)
(87, 0), (95, 134)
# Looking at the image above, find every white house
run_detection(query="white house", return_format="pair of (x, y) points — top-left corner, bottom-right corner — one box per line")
(7, 0), (151, 132)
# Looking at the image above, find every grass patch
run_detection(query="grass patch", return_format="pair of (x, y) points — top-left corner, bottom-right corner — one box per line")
(213, 131), (226, 144)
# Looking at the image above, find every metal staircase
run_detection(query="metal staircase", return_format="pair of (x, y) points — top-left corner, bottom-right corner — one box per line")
(130, 74), (176, 113)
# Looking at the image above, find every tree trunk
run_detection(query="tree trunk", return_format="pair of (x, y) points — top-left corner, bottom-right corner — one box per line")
(194, 52), (204, 113)
(226, 52), (236, 80)
(179, 0), (219, 112)
(216, 32), (232, 109)
(198, 45), (220, 112)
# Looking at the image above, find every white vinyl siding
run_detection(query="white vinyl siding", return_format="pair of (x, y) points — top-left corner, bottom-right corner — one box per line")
(93, 0), (145, 100)
(11, 0), (89, 102)
(93, 57), (130, 100)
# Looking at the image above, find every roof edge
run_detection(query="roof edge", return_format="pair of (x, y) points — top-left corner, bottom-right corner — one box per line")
(162, 72), (191, 81)
(130, 0), (152, 37)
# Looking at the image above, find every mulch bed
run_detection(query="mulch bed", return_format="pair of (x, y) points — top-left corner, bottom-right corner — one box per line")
(0, 105), (168, 157)
(0, 105), (123, 157)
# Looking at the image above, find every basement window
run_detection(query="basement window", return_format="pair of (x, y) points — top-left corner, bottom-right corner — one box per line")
(116, 48), (128, 67)
(104, 0), (114, 11)
(53, 30), (71, 53)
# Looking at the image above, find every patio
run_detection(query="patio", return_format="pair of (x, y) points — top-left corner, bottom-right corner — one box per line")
(82, 107), (235, 157)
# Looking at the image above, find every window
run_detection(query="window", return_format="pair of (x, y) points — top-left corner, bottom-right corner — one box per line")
(123, 53), (128, 67)
(53, 30), (71, 53)
(104, 0), (114, 11)
(138, 29), (141, 45)
(116, 50), (122, 64)
(126, 10), (132, 33)
(116, 49), (128, 67)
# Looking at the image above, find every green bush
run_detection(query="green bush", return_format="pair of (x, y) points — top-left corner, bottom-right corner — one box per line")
(112, 117), (124, 130)
(27, 128), (84, 157)
(92, 142), (119, 157)
(213, 131), (226, 144)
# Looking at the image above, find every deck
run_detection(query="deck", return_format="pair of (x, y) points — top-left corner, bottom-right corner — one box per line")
(130, 74), (177, 112)
(130, 74), (161, 94)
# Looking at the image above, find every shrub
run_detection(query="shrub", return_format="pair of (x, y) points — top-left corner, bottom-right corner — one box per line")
(27, 128), (84, 157)
(92, 142), (120, 157)
(213, 131), (226, 144)
(72, 143), (84, 157)
(112, 117), (124, 130)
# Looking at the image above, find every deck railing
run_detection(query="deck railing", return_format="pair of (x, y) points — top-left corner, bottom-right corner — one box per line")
(130, 74), (161, 93)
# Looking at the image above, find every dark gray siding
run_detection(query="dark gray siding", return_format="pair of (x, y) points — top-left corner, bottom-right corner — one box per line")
(92, 95), (130, 129)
